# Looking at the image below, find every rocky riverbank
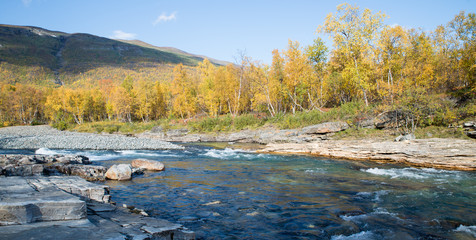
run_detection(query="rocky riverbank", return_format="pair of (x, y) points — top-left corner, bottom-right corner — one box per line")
(259, 138), (476, 171)
(0, 153), (195, 239)
(0, 125), (183, 150)
(137, 119), (476, 171)
(0, 176), (194, 240)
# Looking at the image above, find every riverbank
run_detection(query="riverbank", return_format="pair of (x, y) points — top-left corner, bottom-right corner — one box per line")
(259, 138), (476, 171)
(0, 125), (183, 150)
(1, 125), (475, 171)
(136, 122), (476, 171)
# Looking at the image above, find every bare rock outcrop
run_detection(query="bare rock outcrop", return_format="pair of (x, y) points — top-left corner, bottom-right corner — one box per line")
(259, 138), (476, 171)
(0, 155), (106, 181)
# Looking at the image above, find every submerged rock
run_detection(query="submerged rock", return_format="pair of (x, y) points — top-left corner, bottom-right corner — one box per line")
(105, 164), (132, 181)
(131, 159), (164, 171)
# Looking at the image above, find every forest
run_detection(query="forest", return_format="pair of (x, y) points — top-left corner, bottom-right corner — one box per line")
(0, 4), (475, 132)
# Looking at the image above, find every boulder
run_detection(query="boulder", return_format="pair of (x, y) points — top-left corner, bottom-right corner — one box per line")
(105, 164), (132, 181)
(463, 121), (475, 129)
(131, 159), (164, 171)
(300, 121), (349, 135)
(355, 118), (376, 129)
(374, 110), (414, 129)
(467, 131), (476, 139)
(395, 133), (416, 142)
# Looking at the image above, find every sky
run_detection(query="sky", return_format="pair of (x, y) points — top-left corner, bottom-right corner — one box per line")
(1, 0), (475, 64)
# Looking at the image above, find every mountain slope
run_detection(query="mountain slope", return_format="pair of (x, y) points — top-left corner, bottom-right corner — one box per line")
(0, 24), (225, 75)
(119, 40), (230, 66)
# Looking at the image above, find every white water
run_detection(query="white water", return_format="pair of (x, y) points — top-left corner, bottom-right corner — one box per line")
(454, 225), (476, 237)
(331, 231), (378, 240)
(35, 147), (64, 155)
(362, 167), (463, 182)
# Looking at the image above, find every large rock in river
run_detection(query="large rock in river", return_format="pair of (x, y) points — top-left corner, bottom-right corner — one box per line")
(131, 159), (165, 171)
(105, 164), (132, 181)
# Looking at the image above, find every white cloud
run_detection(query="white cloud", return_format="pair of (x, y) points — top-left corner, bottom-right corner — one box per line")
(22, 0), (32, 7)
(111, 30), (137, 40)
(153, 12), (177, 25)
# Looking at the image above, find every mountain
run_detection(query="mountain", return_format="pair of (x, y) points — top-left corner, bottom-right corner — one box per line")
(0, 24), (227, 75)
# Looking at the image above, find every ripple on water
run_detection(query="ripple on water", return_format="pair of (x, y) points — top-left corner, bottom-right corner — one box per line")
(85, 146), (476, 240)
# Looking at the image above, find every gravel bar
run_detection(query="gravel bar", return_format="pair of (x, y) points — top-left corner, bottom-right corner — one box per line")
(0, 125), (184, 150)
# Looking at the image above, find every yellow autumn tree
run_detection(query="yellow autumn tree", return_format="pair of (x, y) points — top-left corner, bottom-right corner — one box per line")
(198, 59), (219, 116)
(170, 64), (197, 118)
(319, 3), (386, 106)
(305, 37), (328, 109)
(377, 25), (409, 103)
(282, 40), (313, 113)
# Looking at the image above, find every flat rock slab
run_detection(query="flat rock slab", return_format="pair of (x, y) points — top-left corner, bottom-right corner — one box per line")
(0, 201), (195, 240)
(0, 176), (195, 239)
(0, 177), (86, 225)
(28, 176), (110, 203)
(259, 138), (476, 171)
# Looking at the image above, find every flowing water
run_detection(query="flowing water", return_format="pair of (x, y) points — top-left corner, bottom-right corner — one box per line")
(5, 145), (476, 239)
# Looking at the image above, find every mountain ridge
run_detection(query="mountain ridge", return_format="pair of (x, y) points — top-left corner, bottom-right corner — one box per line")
(0, 24), (228, 76)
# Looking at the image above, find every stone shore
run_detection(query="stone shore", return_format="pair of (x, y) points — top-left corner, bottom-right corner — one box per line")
(258, 138), (476, 171)
(139, 120), (476, 171)
(0, 125), (183, 150)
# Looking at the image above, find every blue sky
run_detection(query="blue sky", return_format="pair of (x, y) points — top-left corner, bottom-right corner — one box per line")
(1, 0), (475, 64)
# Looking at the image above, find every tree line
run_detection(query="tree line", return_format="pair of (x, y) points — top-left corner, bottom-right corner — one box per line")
(1, 4), (474, 127)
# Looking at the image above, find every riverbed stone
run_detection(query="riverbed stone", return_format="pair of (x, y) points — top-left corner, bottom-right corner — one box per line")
(131, 159), (164, 171)
(105, 164), (132, 181)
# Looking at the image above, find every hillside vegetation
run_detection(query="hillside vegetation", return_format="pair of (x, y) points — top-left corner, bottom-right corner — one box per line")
(0, 4), (474, 138)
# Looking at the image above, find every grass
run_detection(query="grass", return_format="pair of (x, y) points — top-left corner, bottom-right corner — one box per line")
(332, 128), (394, 141)
(414, 126), (471, 139)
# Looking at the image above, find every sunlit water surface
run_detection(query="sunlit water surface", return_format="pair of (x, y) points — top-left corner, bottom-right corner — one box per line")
(5, 145), (476, 239)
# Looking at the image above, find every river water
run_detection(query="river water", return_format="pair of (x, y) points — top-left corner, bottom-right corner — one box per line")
(7, 145), (476, 239)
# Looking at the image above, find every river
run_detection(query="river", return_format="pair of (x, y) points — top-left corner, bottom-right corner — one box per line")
(7, 144), (476, 239)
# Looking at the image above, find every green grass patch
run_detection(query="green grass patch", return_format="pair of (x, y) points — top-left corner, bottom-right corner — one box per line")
(268, 101), (370, 129)
(414, 126), (471, 139)
(188, 114), (266, 133)
(332, 128), (393, 141)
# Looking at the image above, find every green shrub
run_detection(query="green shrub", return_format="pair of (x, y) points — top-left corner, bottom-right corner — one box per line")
(233, 114), (265, 130)
(51, 121), (68, 131)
